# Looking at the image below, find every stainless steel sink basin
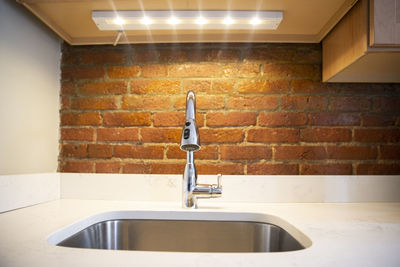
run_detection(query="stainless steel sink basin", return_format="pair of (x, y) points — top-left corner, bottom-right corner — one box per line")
(57, 219), (304, 252)
(47, 211), (312, 252)
(49, 211), (311, 253)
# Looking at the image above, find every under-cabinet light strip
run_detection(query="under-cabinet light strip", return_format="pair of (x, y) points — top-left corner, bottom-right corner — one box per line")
(92, 10), (283, 31)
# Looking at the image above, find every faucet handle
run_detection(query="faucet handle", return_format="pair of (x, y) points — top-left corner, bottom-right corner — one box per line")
(217, 174), (222, 188)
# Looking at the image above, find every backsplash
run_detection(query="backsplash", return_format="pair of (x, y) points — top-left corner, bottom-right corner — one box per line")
(59, 43), (400, 175)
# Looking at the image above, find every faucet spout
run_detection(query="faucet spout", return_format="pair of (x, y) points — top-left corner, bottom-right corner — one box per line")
(180, 91), (200, 152)
(185, 91), (196, 121)
(180, 91), (222, 209)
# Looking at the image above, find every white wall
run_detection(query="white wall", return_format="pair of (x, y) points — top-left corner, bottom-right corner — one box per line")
(0, 0), (61, 174)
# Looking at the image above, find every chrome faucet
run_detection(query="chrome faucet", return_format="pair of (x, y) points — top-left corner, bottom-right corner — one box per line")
(180, 90), (222, 208)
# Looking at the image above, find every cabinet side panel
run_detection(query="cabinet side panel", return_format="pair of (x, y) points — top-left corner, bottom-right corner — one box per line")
(322, 0), (368, 82)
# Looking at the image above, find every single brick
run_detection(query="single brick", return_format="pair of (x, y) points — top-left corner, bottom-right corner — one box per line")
(81, 51), (126, 64)
(168, 64), (221, 77)
(123, 163), (151, 174)
(247, 129), (299, 143)
(372, 97), (400, 112)
(237, 80), (290, 94)
(97, 128), (139, 141)
(187, 49), (240, 62)
(222, 63), (260, 78)
(131, 145), (164, 159)
(329, 97), (371, 111)
(258, 112), (307, 126)
(354, 129), (400, 143)
(61, 97), (70, 110)
(71, 97), (118, 110)
(166, 145), (218, 160)
(197, 96), (226, 110)
(159, 50), (187, 63)
(200, 129), (244, 143)
(309, 113), (360, 126)
(247, 163), (298, 175)
(96, 162), (121, 173)
(186, 49), (215, 62)
(227, 96), (279, 110)
(141, 64), (168, 77)
(327, 146), (377, 160)
(131, 80), (180, 94)
(356, 164), (400, 175)
(88, 144), (113, 158)
(281, 96), (328, 110)
(61, 128), (95, 141)
(153, 112), (185, 127)
(243, 47), (295, 62)
(61, 161), (94, 173)
(379, 145), (400, 159)
(61, 112), (102, 126)
(292, 79), (338, 94)
(292, 47), (321, 64)
(196, 163), (244, 175)
(62, 52), (80, 65)
(122, 95), (170, 110)
(300, 164), (352, 175)
(113, 145), (132, 158)
(132, 50), (159, 63)
(263, 64), (317, 80)
(80, 81), (127, 96)
(300, 128), (352, 142)
(340, 83), (398, 95)
(114, 145), (164, 159)
(211, 80), (236, 94)
(220, 145), (272, 160)
(206, 112), (257, 127)
(62, 66), (105, 80)
(182, 80), (211, 93)
(61, 144), (88, 158)
(103, 112), (151, 126)
(141, 128), (181, 143)
(108, 66), (140, 78)
(274, 146), (326, 160)
(61, 82), (77, 95)
(362, 114), (397, 127)
(150, 162), (184, 174)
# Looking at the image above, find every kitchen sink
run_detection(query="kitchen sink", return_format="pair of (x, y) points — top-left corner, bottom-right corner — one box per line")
(48, 211), (311, 253)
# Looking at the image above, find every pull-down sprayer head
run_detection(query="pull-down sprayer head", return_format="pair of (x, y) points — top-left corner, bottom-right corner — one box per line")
(180, 91), (200, 152)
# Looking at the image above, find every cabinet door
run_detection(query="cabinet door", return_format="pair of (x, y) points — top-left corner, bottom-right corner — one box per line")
(370, 0), (400, 46)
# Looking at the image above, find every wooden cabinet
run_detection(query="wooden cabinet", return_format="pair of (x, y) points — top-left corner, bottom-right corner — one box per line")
(322, 0), (400, 83)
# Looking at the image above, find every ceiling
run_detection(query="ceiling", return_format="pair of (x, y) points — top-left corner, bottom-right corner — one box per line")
(19, 0), (358, 45)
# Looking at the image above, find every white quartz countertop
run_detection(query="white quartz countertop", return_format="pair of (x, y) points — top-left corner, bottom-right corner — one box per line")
(1, 199), (399, 267)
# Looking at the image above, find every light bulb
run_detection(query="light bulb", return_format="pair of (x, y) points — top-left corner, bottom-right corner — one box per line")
(113, 17), (125, 25)
(195, 17), (207, 25)
(222, 17), (234, 25)
(250, 17), (261, 25)
(168, 16), (180, 25)
(140, 16), (153, 25)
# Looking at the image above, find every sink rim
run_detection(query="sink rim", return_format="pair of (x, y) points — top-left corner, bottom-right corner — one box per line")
(47, 210), (312, 252)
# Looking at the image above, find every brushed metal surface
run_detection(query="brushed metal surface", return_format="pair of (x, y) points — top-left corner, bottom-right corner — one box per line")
(57, 219), (304, 252)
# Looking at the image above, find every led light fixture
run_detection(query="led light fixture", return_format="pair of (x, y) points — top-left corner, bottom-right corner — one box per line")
(195, 16), (208, 25)
(167, 16), (180, 25)
(113, 17), (125, 26)
(140, 16), (153, 25)
(222, 17), (235, 25)
(92, 10), (283, 30)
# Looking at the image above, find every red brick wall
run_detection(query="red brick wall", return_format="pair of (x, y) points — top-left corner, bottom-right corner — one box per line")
(59, 43), (400, 175)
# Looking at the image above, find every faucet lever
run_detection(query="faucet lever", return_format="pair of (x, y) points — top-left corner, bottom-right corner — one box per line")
(215, 174), (222, 189)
